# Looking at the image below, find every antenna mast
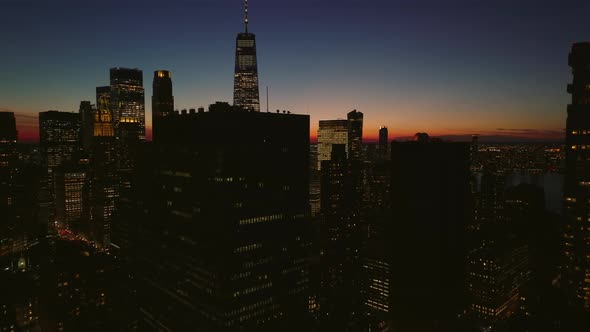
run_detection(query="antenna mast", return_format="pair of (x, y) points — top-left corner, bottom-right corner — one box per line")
(244, 0), (249, 33)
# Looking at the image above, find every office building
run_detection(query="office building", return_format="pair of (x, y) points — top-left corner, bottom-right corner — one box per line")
(347, 110), (363, 160)
(79, 101), (94, 152)
(319, 144), (364, 329)
(378, 126), (388, 160)
(151, 70), (174, 143)
(0, 112), (18, 224)
(117, 107), (314, 330)
(389, 134), (471, 330)
(563, 42), (590, 313)
(317, 119), (348, 170)
(89, 87), (118, 248)
(233, 0), (260, 112)
(38, 111), (80, 172)
(54, 159), (89, 234)
(109, 68), (145, 142)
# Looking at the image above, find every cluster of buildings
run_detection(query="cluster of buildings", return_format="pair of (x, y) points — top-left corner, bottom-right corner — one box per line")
(0, 0), (590, 330)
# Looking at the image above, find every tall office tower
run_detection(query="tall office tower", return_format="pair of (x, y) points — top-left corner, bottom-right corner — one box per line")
(117, 107), (314, 330)
(0, 112), (18, 223)
(233, 0), (260, 112)
(54, 159), (89, 234)
(317, 119), (348, 170)
(378, 126), (389, 160)
(109, 68), (145, 141)
(90, 87), (118, 248)
(347, 110), (363, 160)
(563, 42), (590, 314)
(389, 134), (471, 330)
(466, 183), (531, 330)
(309, 144), (321, 217)
(319, 144), (364, 329)
(79, 101), (95, 152)
(151, 70), (174, 143)
(38, 111), (81, 172)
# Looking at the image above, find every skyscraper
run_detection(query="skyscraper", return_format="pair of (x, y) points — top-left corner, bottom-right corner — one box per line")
(79, 101), (94, 152)
(319, 144), (364, 329)
(109, 68), (145, 142)
(378, 126), (389, 160)
(0, 112), (18, 229)
(233, 0), (260, 112)
(317, 119), (348, 170)
(563, 42), (590, 313)
(90, 87), (118, 248)
(118, 107), (314, 330)
(347, 110), (363, 160)
(54, 159), (89, 233)
(38, 111), (81, 172)
(389, 135), (471, 330)
(151, 70), (174, 143)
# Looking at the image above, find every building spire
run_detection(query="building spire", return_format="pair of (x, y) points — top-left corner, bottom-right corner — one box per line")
(244, 0), (249, 33)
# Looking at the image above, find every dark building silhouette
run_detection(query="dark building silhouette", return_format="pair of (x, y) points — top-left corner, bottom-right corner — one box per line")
(79, 101), (94, 152)
(378, 126), (388, 160)
(347, 110), (363, 160)
(319, 144), (363, 329)
(233, 0), (260, 112)
(116, 107), (314, 331)
(389, 135), (471, 330)
(0, 112), (18, 228)
(38, 111), (81, 172)
(563, 42), (590, 313)
(151, 70), (174, 143)
(309, 144), (320, 217)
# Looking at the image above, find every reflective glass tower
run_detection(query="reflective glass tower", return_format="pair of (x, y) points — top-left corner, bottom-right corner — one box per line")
(109, 68), (145, 142)
(233, 0), (260, 112)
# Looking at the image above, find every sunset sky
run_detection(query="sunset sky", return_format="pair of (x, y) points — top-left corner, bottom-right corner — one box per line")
(1, 0), (588, 142)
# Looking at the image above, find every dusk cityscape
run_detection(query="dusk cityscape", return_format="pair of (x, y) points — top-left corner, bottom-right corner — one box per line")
(1, 0), (590, 331)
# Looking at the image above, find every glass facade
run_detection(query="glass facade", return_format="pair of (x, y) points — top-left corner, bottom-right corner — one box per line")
(233, 33), (260, 112)
(317, 120), (348, 170)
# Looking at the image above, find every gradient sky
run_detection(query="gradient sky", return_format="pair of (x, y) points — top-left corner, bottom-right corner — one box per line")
(1, 0), (588, 142)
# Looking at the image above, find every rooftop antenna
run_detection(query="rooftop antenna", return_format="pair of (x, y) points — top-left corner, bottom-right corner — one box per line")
(244, 0), (249, 33)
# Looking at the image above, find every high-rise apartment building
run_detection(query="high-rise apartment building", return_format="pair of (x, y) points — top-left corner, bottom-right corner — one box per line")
(317, 119), (348, 170)
(38, 111), (80, 172)
(233, 0), (260, 112)
(563, 42), (590, 312)
(151, 70), (174, 143)
(347, 110), (363, 160)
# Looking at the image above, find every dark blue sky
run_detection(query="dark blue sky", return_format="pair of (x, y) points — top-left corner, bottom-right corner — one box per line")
(1, 0), (588, 141)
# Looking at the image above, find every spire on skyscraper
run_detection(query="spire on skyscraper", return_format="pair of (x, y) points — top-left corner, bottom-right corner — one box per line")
(244, 0), (249, 33)
(233, 0), (260, 112)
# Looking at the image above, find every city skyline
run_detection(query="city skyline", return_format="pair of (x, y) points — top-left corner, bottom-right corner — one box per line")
(1, 0), (588, 142)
